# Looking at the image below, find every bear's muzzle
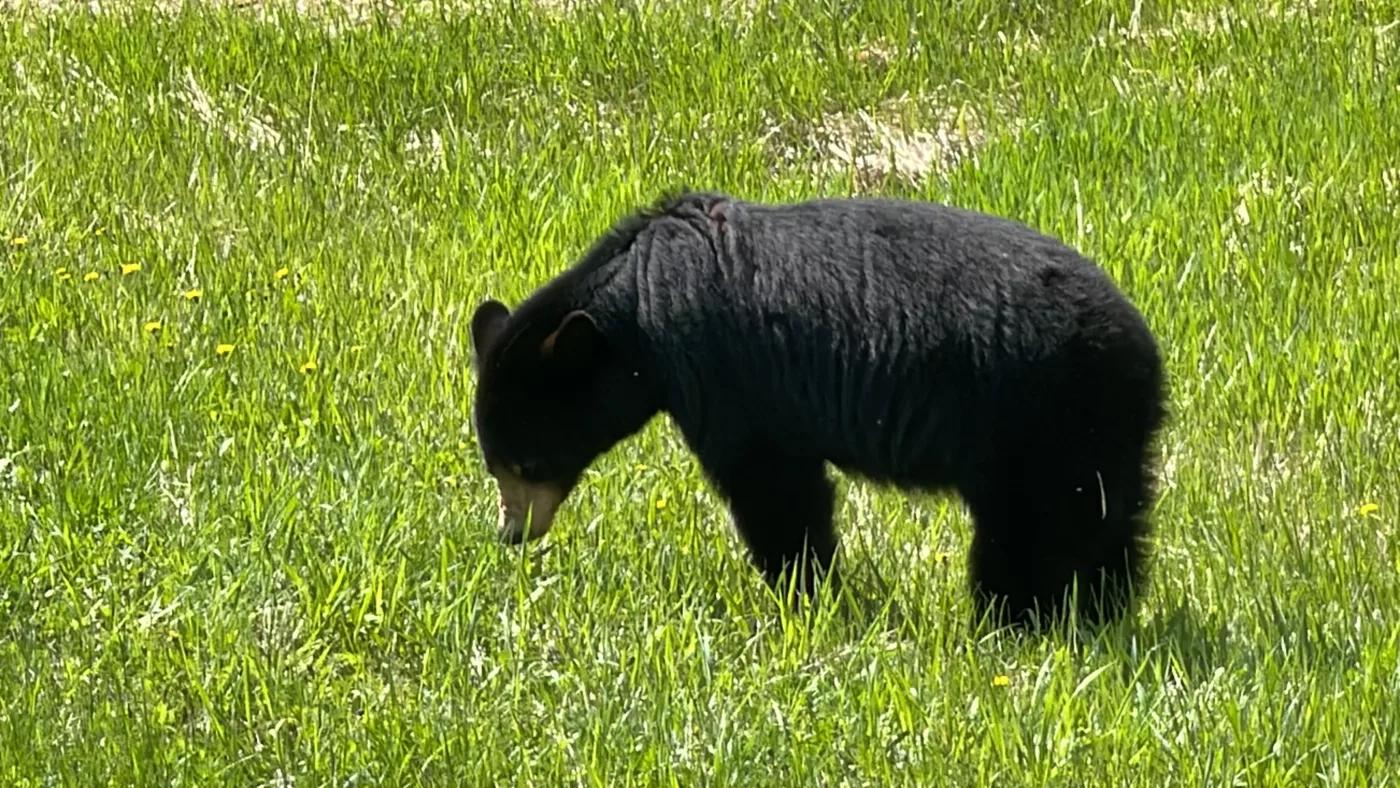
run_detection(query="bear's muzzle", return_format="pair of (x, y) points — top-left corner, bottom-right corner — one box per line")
(493, 472), (565, 544)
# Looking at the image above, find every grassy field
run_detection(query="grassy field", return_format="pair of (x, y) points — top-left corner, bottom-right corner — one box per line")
(1, 0), (1398, 783)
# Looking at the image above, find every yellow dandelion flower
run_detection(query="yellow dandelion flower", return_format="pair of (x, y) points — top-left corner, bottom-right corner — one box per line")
(349, 344), (363, 353)
(992, 675), (1011, 687)
(1357, 502), (1380, 516)
(95, 227), (107, 237)
(121, 263), (141, 275)
(299, 359), (316, 373)
(144, 321), (162, 334)
(10, 236), (26, 246)
(83, 271), (99, 282)
(183, 289), (203, 301)
(655, 498), (667, 510)
(935, 552), (951, 564)
(275, 267), (290, 280)
(54, 267), (70, 280)
(215, 343), (234, 356)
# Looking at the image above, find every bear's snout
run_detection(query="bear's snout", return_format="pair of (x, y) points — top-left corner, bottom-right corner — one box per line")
(493, 473), (565, 544)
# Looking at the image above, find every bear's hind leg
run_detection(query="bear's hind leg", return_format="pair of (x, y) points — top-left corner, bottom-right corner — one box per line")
(963, 450), (1153, 629)
(703, 442), (839, 599)
(1072, 451), (1155, 626)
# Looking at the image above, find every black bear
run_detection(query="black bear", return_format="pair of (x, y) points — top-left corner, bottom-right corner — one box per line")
(468, 191), (1167, 628)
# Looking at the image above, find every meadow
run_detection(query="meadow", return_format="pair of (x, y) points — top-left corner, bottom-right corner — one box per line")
(1, 0), (1398, 783)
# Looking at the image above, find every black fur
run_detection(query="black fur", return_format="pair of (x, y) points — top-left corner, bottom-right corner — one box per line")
(469, 191), (1167, 628)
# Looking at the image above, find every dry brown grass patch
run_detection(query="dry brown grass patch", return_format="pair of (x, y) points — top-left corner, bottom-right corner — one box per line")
(776, 89), (1021, 192)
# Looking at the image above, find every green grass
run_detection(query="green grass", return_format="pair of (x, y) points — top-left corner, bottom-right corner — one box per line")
(1, 0), (1398, 783)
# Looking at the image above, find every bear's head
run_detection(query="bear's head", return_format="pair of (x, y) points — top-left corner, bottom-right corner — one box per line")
(469, 297), (657, 544)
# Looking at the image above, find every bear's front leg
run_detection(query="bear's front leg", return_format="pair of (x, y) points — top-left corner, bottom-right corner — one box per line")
(703, 441), (840, 599)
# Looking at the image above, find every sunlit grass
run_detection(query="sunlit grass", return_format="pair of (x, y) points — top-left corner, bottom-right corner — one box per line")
(1, 0), (1398, 784)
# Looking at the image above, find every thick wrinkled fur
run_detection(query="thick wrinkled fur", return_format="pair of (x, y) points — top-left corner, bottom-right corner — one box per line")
(469, 191), (1167, 628)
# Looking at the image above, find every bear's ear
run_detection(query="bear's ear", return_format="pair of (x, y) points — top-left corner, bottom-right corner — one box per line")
(540, 310), (601, 367)
(470, 299), (511, 367)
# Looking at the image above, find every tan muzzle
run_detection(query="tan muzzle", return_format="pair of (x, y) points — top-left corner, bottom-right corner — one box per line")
(494, 473), (565, 544)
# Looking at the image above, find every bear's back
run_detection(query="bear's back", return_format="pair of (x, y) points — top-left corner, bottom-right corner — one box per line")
(627, 195), (1140, 481)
